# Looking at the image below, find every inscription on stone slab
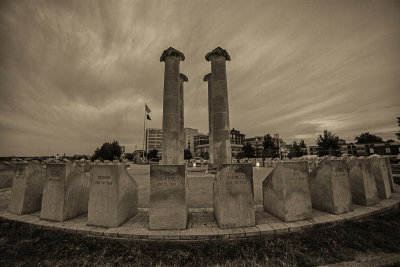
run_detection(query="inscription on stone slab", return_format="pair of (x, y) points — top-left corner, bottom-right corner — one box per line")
(213, 164), (255, 229)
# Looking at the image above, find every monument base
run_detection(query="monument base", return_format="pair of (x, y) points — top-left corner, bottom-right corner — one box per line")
(40, 162), (90, 221)
(149, 165), (188, 230)
(213, 164), (255, 229)
(8, 162), (45, 215)
(262, 161), (312, 222)
(310, 159), (353, 214)
(348, 158), (379, 206)
(370, 157), (392, 200)
(88, 164), (138, 227)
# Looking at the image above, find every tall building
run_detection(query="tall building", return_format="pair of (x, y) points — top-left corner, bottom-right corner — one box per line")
(146, 128), (163, 157)
(184, 128), (199, 154)
(245, 136), (264, 157)
(194, 134), (209, 148)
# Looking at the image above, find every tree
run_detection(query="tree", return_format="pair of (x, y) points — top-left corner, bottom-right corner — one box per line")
(316, 130), (340, 156)
(354, 132), (383, 144)
(92, 140), (122, 161)
(200, 150), (209, 160)
(299, 139), (306, 148)
(289, 141), (305, 158)
(125, 153), (134, 161)
(147, 149), (158, 160)
(263, 134), (278, 158)
(242, 142), (255, 158)
(396, 117), (400, 140)
(184, 149), (193, 160)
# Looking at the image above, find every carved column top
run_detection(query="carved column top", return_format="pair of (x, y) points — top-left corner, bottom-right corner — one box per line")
(160, 47), (185, 62)
(203, 73), (211, 82)
(179, 73), (188, 82)
(205, 47), (231, 61)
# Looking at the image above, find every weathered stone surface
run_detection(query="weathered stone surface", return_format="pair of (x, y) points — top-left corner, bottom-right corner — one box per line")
(179, 73), (187, 163)
(8, 162), (46, 215)
(88, 164), (138, 227)
(40, 162), (90, 221)
(204, 73), (214, 164)
(348, 158), (379, 206)
(206, 47), (231, 167)
(262, 161), (312, 222)
(0, 161), (15, 189)
(161, 47), (184, 165)
(213, 164), (255, 228)
(383, 157), (395, 193)
(149, 165), (187, 229)
(309, 159), (353, 214)
(370, 157), (392, 199)
(253, 167), (272, 205)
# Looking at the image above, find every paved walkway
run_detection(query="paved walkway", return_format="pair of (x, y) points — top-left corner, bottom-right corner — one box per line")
(1, 188), (399, 241)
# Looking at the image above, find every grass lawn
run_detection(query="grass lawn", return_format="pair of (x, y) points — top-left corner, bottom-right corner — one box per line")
(1, 208), (399, 266)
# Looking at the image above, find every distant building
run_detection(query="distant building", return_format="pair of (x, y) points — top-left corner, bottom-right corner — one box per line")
(307, 145), (320, 155)
(354, 141), (399, 156)
(230, 128), (245, 145)
(184, 128), (199, 154)
(194, 134), (209, 149)
(245, 136), (264, 158)
(146, 128), (163, 157)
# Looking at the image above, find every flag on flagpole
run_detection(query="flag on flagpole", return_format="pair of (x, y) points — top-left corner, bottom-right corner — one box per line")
(147, 114), (151, 120)
(145, 104), (151, 113)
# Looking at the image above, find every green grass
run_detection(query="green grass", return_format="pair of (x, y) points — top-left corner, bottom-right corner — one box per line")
(1, 208), (400, 266)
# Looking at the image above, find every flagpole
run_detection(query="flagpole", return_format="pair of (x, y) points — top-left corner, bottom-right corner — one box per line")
(142, 102), (146, 162)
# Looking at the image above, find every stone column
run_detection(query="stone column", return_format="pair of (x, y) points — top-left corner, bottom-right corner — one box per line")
(179, 73), (188, 163)
(160, 47), (185, 165)
(205, 47), (231, 166)
(203, 73), (213, 165)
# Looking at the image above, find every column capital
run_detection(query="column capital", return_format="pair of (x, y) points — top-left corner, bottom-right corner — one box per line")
(203, 73), (211, 82)
(205, 47), (231, 61)
(160, 47), (185, 62)
(179, 73), (188, 82)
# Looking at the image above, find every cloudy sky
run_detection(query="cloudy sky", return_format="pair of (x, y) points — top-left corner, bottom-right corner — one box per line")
(1, 0), (399, 156)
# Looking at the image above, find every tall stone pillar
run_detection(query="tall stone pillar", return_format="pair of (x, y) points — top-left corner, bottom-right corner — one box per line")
(205, 47), (231, 166)
(160, 47), (185, 165)
(179, 73), (188, 163)
(203, 73), (213, 165)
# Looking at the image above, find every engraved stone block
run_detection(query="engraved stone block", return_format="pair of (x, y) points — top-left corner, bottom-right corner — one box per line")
(213, 164), (255, 229)
(262, 161), (312, 222)
(370, 157), (392, 199)
(149, 165), (187, 230)
(309, 159), (353, 214)
(348, 158), (379, 206)
(8, 162), (46, 215)
(40, 161), (90, 221)
(88, 164), (138, 227)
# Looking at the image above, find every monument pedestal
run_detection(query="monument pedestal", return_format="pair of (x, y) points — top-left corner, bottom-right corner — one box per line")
(149, 165), (188, 230)
(88, 164), (138, 227)
(384, 157), (395, 193)
(262, 161), (312, 222)
(370, 157), (392, 199)
(40, 162), (90, 221)
(348, 158), (379, 206)
(213, 164), (255, 229)
(310, 159), (353, 214)
(8, 162), (46, 215)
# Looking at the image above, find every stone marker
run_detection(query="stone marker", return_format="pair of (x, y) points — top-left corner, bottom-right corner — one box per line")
(369, 157), (392, 199)
(383, 157), (395, 193)
(213, 164), (255, 228)
(40, 161), (90, 221)
(160, 47), (185, 165)
(88, 163), (138, 227)
(309, 159), (353, 214)
(205, 47), (231, 167)
(348, 158), (379, 206)
(262, 161), (312, 222)
(149, 165), (188, 229)
(8, 162), (46, 215)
